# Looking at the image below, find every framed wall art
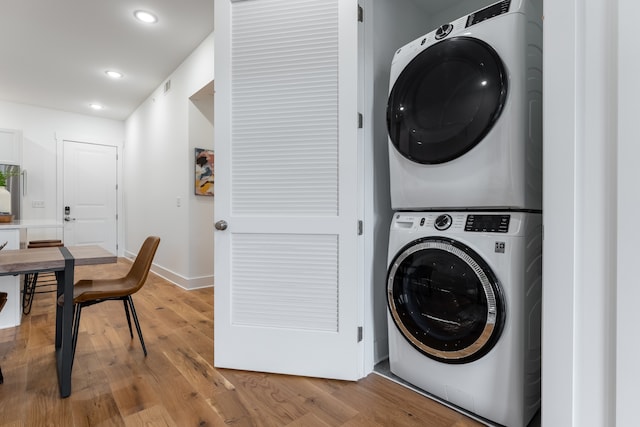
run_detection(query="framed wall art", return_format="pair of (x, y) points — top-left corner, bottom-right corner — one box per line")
(195, 148), (214, 196)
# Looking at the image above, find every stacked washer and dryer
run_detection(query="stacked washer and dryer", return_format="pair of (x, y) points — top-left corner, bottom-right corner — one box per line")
(384, 1), (542, 426)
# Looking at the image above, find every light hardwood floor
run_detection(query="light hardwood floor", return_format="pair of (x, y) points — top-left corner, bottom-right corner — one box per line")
(0, 259), (483, 427)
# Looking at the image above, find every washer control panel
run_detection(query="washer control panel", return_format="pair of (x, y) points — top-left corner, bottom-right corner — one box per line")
(464, 214), (510, 233)
(392, 213), (512, 233)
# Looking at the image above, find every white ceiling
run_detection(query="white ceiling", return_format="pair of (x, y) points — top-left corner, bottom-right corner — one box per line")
(0, 0), (214, 121)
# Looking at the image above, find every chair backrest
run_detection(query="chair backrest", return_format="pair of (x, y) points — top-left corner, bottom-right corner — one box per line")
(125, 236), (161, 293)
(0, 291), (7, 312)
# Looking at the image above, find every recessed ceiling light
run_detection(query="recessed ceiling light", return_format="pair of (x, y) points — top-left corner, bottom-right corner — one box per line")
(105, 70), (123, 79)
(134, 10), (158, 24)
(90, 103), (104, 110)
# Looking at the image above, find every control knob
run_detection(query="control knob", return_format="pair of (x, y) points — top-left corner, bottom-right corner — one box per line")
(434, 214), (453, 231)
(435, 23), (453, 40)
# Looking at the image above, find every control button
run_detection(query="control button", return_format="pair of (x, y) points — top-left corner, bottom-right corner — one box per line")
(434, 214), (452, 231)
(435, 23), (453, 40)
(420, 218), (425, 226)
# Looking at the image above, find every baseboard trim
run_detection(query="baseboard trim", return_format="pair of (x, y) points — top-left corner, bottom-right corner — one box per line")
(124, 251), (214, 290)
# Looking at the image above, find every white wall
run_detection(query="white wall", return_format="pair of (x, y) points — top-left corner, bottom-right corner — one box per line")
(124, 32), (214, 289)
(550, 0), (640, 425)
(0, 100), (124, 244)
(188, 93), (215, 281)
(543, 0), (619, 425)
(617, 1), (640, 425)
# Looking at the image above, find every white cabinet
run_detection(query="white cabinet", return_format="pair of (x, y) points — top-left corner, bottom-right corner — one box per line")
(0, 128), (22, 165)
(0, 228), (21, 329)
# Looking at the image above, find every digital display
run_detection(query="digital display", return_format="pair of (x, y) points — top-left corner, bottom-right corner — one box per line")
(466, 0), (511, 28)
(465, 215), (510, 233)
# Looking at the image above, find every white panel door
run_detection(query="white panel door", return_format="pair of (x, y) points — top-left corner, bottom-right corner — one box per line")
(63, 140), (117, 254)
(214, 0), (362, 380)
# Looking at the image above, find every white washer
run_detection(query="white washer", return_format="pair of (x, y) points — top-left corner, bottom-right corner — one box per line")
(387, 0), (542, 210)
(386, 211), (541, 427)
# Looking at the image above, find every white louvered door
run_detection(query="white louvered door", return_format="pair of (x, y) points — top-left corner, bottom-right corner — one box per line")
(214, 0), (362, 380)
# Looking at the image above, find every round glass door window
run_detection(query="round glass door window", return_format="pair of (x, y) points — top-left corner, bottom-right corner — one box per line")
(387, 37), (508, 164)
(387, 237), (505, 363)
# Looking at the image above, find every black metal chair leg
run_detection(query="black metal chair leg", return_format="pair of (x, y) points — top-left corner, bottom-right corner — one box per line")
(71, 304), (83, 370)
(22, 273), (39, 315)
(123, 299), (133, 338)
(126, 296), (147, 356)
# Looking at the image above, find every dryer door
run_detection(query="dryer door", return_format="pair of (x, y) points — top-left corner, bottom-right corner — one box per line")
(387, 36), (507, 164)
(387, 236), (505, 363)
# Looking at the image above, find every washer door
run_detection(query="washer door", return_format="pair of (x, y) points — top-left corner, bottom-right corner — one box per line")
(387, 237), (505, 363)
(387, 36), (508, 164)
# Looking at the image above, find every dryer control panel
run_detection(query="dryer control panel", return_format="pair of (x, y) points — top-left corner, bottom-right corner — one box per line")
(466, 0), (512, 28)
(464, 214), (510, 233)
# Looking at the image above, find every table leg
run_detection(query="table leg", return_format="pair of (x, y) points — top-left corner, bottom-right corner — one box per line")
(55, 247), (75, 398)
(55, 270), (63, 349)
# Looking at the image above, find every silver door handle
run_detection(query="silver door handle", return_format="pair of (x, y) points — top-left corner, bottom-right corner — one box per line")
(21, 169), (27, 197)
(64, 216), (76, 222)
(215, 220), (228, 231)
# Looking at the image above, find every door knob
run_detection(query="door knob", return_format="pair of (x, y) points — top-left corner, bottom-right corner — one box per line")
(215, 220), (228, 231)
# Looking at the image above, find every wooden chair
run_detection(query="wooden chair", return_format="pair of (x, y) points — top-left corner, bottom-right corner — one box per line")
(0, 291), (7, 384)
(59, 236), (160, 366)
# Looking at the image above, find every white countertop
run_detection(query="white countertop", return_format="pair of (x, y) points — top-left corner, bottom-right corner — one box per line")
(0, 220), (63, 229)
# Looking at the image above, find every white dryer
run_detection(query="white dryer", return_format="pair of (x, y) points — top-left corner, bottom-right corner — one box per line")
(387, 0), (542, 211)
(386, 211), (541, 427)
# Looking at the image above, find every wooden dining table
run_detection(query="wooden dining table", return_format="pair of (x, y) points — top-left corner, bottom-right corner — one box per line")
(0, 245), (116, 398)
